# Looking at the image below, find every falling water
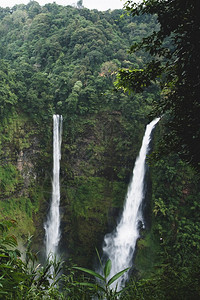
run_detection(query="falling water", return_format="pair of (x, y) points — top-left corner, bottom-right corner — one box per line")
(44, 115), (63, 259)
(102, 117), (160, 290)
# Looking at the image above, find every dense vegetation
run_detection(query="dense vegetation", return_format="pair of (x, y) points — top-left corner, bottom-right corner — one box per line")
(0, 1), (200, 299)
(118, 0), (200, 171)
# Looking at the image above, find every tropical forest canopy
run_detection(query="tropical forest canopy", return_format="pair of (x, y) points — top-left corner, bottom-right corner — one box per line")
(0, 0), (200, 299)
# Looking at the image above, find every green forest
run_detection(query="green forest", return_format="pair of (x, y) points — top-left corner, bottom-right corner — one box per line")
(0, 0), (200, 299)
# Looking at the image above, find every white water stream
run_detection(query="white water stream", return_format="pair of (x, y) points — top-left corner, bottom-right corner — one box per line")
(102, 118), (160, 290)
(44, 115), (63, 259)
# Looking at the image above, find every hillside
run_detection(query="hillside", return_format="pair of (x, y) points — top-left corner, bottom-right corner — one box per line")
(0, 1), (158, 264)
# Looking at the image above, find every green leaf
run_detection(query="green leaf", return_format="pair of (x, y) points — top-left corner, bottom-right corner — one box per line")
(77, 282), (106, 293)
(104, 259), (111, 279)
(73, 267), (105, 282)
(107, 267), (129, 286)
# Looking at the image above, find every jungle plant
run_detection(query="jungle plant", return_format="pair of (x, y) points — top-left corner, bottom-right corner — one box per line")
(73, 249), (129, 299)
(0, 219), (63, 299)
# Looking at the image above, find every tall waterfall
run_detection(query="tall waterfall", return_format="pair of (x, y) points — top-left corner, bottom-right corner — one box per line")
(44, 115), (63, 259)
(102, 117), (160, 290)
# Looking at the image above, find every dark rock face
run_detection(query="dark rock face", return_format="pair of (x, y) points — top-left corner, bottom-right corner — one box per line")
(0, 111), (140, 267)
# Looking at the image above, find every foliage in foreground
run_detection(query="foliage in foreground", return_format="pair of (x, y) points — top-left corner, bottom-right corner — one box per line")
(73, 248), (129, 299)
(0, 219), (63, 299)
(0, 219), (127, 299)
(1, 218), (200, 299)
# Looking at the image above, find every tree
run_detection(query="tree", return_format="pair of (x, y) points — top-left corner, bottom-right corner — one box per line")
(77, 0), (83, 9)
(116, 0), (200, 170)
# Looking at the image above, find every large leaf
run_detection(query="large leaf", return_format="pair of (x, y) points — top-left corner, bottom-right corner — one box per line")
(77, 282), (106, 293)
(107, 267), (129, 286)
(104, 259), (111, 279)
(73, 266), (105, 282)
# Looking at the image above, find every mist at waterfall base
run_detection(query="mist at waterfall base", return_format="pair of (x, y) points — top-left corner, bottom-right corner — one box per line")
(44, 115), (63, 260)
(102, 117), (160, 290)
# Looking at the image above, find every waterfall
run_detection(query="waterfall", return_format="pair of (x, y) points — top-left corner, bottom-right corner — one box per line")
(102, 117), (160, 290)
(44, 115), (63, 260)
